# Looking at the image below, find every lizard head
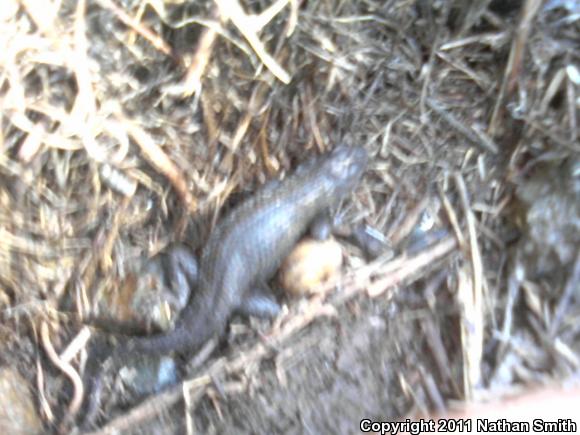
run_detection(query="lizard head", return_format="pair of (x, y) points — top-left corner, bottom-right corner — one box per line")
(321, 145), (368, 197)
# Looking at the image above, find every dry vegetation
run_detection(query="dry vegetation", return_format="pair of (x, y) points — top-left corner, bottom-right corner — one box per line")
(1, 0), (579, 433)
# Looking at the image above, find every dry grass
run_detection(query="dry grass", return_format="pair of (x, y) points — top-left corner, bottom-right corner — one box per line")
(1, 0), (579, 432)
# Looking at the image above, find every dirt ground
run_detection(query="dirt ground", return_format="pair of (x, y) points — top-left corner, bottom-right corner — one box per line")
(1, 0), (579, 434)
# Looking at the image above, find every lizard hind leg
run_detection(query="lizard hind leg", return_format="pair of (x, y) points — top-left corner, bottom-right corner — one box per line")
(237, 285), (281, 319)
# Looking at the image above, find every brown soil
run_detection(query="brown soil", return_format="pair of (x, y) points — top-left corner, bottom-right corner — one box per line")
(1, 0), (579, 433)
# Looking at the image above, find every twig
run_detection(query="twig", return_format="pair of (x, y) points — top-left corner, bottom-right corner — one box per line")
(40, 322), (84, 430)
(488, 0), (543, 136)
(60, 326), (92, 364)
(427, 98), (499, 154)
(122, 118), (196, 214)
(439, 186), (466, 249)
(454, 173), (485, 397)
(182, 22), (219, 97)
(214, 0), (291, 83)
(366, 236), (457, 298)
(94, 0), (173, 57)
(36, 353), (55, 424)
(18, 0), (59, 37)
(84, 383), (196, 435)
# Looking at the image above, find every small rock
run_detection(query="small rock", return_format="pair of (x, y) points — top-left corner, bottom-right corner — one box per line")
(515, 157), (580, 276)
(0, 367), (42, 435)
(118, 356), (178, 398)
(98, 246), (195, 334)
(278, 238), (343, 296)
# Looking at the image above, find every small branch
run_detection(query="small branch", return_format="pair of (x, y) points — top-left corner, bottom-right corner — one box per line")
(95, 0), (173, 57)
(40, 322), (84, 430)
(214, 0), (291, 83)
